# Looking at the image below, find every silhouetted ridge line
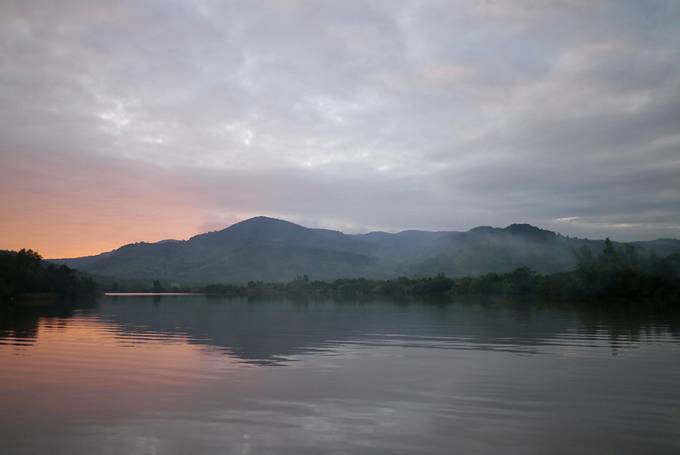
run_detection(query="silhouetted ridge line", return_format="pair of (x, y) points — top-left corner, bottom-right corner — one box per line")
(51, 217), (680, 286)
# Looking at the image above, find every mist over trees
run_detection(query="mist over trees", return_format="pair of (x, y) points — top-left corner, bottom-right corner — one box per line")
(201, 239), (680, 303)
(3, 237), (679, 304)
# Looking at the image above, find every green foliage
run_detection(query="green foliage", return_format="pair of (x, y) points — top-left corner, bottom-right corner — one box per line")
(571, 238), (680, 299)
(0, 249), (98, 302)
(200, 242), (680, 303)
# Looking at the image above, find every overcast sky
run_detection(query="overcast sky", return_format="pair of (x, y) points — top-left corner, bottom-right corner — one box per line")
(1, 0), (679, 257)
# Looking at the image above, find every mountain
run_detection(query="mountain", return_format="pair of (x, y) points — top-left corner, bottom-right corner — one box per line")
(57, 217), (382, 284)
(54, 216), (680, 285)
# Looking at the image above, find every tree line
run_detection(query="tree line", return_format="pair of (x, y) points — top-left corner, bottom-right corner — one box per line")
(0, 249), (97, 302)
(203, 240), (680, 303)
(3, 240), (679, 304)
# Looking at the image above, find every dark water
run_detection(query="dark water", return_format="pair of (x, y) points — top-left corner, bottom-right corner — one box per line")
(1, 296), (679, 454)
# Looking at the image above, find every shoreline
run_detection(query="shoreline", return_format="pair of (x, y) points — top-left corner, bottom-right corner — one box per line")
(104, 292), (204, 296)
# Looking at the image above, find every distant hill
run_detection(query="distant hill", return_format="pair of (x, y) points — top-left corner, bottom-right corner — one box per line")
(53, 216), (680, 285)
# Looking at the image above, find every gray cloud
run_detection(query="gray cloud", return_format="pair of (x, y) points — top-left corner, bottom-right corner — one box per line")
(1, 0), (679, 252)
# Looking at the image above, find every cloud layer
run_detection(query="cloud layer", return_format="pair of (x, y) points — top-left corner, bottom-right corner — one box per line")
(1, 0), (679, 257)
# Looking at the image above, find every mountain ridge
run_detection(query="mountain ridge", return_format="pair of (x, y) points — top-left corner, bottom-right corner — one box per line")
(53, 216), (680, 285)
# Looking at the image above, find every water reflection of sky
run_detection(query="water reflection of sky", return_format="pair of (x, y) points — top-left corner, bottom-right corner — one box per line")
(1, 296), (679, 454)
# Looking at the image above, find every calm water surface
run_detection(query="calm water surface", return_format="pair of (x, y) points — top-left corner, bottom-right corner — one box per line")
(1, 296), (679, 454)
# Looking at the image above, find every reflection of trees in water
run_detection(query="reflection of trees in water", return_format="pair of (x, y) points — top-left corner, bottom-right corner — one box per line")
(96, 297), (680, 363)
(0, 299), (98, 346)
(584, 305), (680, 355)
(571, 304), (680, 339)
(1, 297), (677, 361)
(421, 296), (680, 357)
(525, 300), (680, 355)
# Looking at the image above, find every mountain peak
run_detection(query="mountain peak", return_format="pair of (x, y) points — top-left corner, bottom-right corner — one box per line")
(188, 216), (310, 244)
(239, 215), (290, 224)
(230, 216), (303, 229)
(504, 223), (556, 239)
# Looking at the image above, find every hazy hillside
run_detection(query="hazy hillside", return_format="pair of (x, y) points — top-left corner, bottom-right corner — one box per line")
(54, 216), (680, 286)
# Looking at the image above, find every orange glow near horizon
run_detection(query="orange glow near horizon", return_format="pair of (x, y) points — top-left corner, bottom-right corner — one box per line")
(0, 151), (252, 258)
(0, 217), (200, 259)
(0, 179), (210, 258)
(0, 197), (249, 259)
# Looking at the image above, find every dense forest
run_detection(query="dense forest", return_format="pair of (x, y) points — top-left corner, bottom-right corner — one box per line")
(201, 240), (680, 303)
(0, 249), (97, 302)
(3, 240), (680, 305)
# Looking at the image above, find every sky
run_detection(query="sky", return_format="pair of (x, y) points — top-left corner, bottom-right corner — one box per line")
(1, 0), (679, 258)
